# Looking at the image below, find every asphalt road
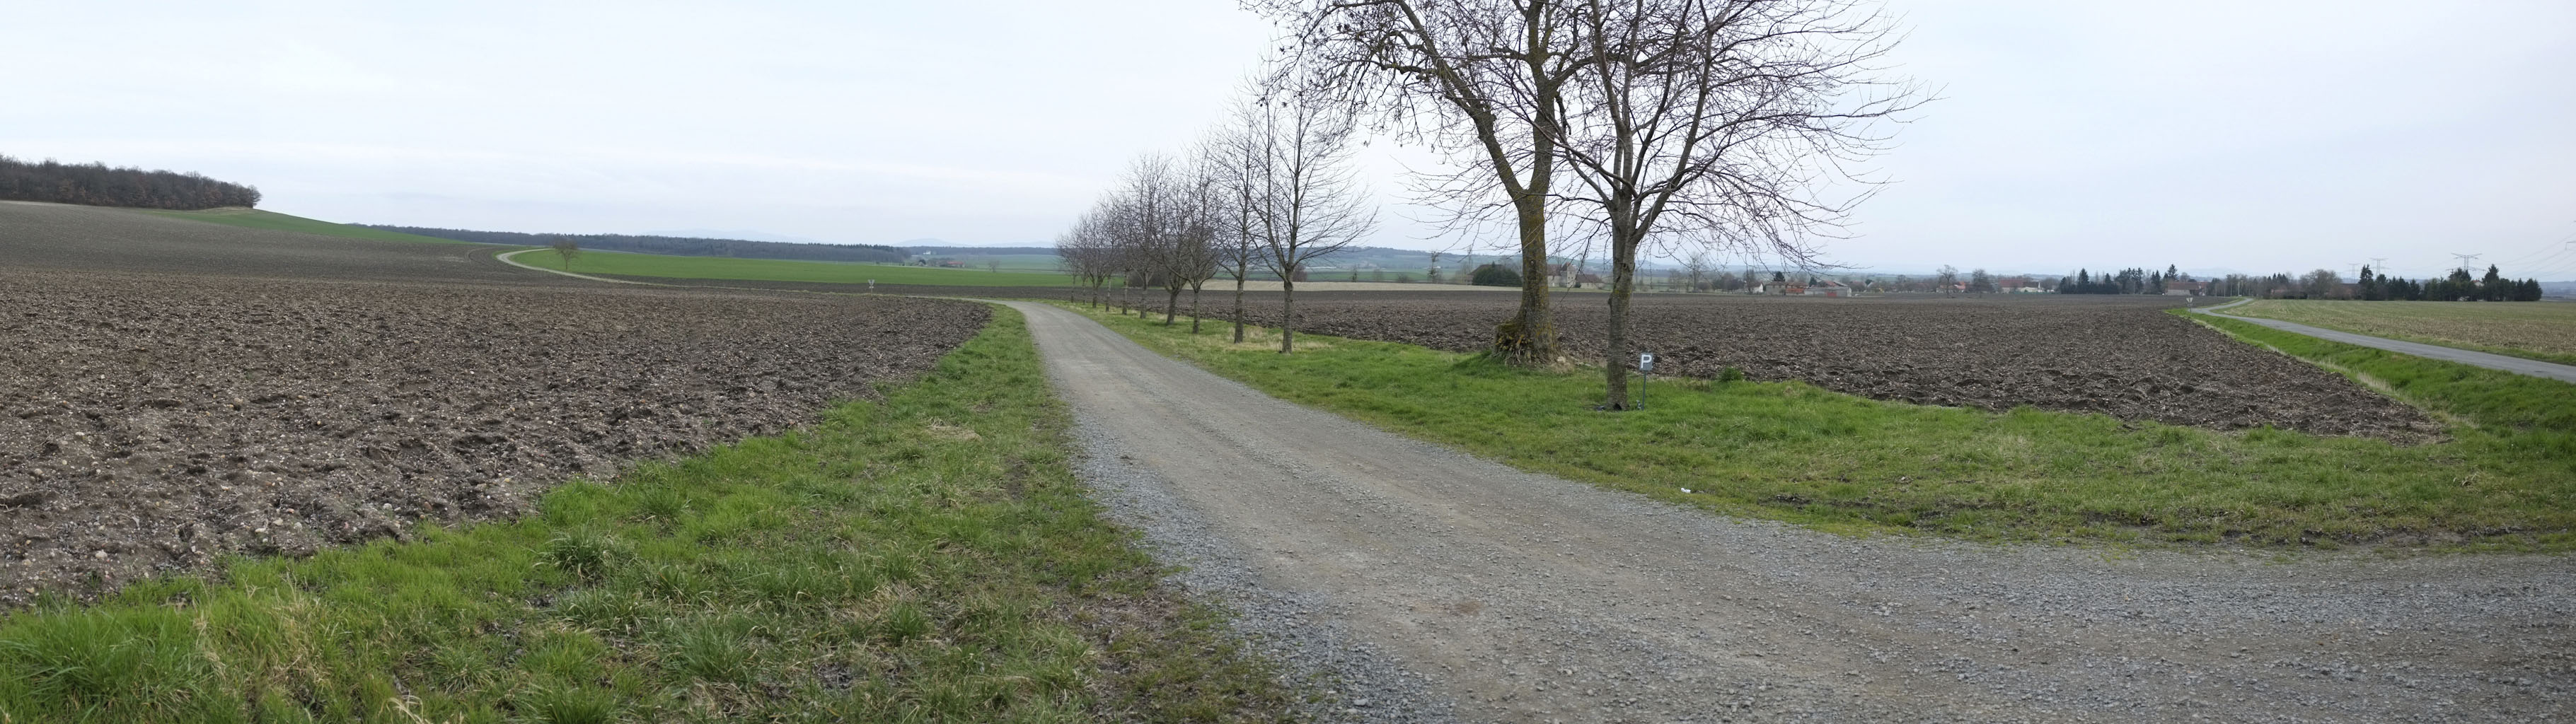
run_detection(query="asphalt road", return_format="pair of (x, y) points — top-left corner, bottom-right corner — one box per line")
(1003, 300), (2572, 724)
(2191, 298), (2576, 384)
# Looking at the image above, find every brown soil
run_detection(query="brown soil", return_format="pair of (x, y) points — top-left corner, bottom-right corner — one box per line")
(1206, 292), (2444, 440)
(0, 203), (986, 602)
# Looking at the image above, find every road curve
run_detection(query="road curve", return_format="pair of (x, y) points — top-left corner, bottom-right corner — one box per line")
(493, 248), (661, 286)
(2190, 299), (2576, 384)
(1000, 300), (2572, 724)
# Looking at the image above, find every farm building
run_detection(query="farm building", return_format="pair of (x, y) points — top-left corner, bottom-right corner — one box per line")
(1803, 280), (1855, 297)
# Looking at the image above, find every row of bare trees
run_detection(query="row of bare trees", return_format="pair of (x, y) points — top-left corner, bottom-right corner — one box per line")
(1057, 60), (1380, 354)
(1257, 0), (1924, 409)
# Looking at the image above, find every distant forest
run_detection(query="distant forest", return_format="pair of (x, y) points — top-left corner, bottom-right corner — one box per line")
(0, 156), (261, 210)
(366, 226), (906, 264)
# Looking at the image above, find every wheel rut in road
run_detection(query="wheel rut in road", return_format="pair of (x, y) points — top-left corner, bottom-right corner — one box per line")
(1003, 301), (2572, 723)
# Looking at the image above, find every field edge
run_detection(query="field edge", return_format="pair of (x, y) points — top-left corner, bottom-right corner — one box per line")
(0, 304), (1301, 723)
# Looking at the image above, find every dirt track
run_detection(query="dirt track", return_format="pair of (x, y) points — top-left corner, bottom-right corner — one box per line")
(0, 203), (986, 602)
(1010, 300), (2574, 723)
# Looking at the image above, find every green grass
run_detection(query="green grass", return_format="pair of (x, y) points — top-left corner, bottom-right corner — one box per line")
(515, 249), (1079, 287)
(1064, 303), (2576, 551)
(2226, 299), (2576, 366)
(139, 208), (482, 245)
(0, 308), (1293, 723)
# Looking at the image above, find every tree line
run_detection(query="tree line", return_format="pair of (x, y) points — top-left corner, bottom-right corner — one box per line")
(364, 226), (906, 264)
(1056, 0), (1922, 409)
(2057, 266), (2180, 295)
(1058, 57), (1378, 351)
(0, 155), (261, 210)
(2350, 264), (2541, 301)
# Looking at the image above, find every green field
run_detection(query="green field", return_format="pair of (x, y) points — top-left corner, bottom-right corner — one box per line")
(517, 248), (1080, 287)
(139, 208), (480, 245)
(1065, 303), (2576, 551)
(925, 252), (1067, 273)
(2227, 299), (2576, 366)
(0, 310), (1292, 723)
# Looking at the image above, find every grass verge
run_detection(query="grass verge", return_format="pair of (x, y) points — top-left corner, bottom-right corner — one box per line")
(138, 208), (480, 245)
(516, 249), (1080, 287)
(1062, 303), (2576, 551)
(0, 308), (1292, 723)
(2224, 299), (2576, 366)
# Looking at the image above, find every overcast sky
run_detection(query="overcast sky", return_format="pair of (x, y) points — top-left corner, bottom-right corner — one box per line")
(10, 1), (2574, 279)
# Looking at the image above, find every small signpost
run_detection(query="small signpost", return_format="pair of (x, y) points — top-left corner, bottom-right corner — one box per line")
(868, 279), (876, 292)
(1638, 352), (1654, 409)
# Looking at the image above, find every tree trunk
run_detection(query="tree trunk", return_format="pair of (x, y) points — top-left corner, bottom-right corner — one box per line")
(1492, 194), (1557, 366)
(1493, 33), (1563, 368)
(1164, 287), (1182, 325)
(1231, 276), (1247, 343)
(1279, 277), (1298, 354)
(1189, 286), (1203, 334)
(1604, 226), (1641, 410)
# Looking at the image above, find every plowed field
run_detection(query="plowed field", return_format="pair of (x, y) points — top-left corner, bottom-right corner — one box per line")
(0, 202), (986, 602)
(1214, 293), (2441, 439)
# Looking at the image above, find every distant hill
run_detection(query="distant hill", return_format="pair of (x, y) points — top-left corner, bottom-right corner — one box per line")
(364, 226), (905, 264)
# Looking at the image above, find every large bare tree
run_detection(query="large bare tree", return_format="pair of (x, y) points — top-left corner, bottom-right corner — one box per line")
(1261, 0), (1588, 366)
(1549, 0), (1922, 409)
(1222, 64), (1377, 354)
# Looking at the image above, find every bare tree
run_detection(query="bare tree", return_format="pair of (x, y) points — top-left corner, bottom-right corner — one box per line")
(1225, 64), (1378, 354)
(1175, 153), (1226, 333)
(1969, 268), (1994, 294)
(1056, 206), (1122, 309)
(1935, 265), (1959, 296)
(1547, 0), (1923, 409)
(1206, 117), (1269, 343)
(1261, 0), (1586, 366)
(985, 257), (1003, 274)
(550, 236), (580, 270)
(1680, 250), (1714, 292)
(2301, 269), (2340, 299)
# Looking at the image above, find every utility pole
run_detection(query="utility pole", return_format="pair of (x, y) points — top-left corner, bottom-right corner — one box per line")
(2451, 253), (2482, 275)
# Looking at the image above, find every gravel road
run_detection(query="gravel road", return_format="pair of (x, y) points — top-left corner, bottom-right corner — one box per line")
(1001, 300), (2574, 723)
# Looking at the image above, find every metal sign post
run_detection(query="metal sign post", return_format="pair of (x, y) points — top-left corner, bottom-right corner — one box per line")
(1637, 352), (1654, 409)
